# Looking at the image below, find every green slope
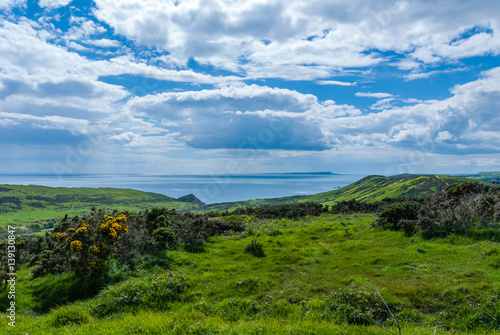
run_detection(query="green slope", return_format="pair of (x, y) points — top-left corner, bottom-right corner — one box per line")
(307, 174), (473, 205)
(202, 174), (480, 212)
(0, 184), (201, 227)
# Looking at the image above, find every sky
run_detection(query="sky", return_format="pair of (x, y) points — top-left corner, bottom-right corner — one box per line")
(1, 0), (500, 177)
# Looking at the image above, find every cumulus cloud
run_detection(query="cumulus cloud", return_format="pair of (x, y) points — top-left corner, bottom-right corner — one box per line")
(125, 84), (362, 151)
(0, 0), (25, 10)
(324, 66), (500, 155)
(90, 0), (500, 79)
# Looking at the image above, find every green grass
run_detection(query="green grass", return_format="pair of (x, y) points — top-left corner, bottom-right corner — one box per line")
(3, 213), (500, 334)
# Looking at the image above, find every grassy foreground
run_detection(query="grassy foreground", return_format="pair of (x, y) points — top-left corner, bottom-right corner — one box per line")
(2, 213), (500, 334)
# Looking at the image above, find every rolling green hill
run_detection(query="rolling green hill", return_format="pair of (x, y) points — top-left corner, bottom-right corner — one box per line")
(0, 185), (202, 228)
(307, 174), (475, 205)
(0, 173), (496, 229)
(203, 174), (480, 211)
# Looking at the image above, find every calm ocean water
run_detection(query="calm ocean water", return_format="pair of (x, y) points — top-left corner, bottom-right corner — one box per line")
(0, 173), (366, 204)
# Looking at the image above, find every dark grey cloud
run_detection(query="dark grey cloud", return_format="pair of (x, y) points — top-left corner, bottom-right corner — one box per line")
(183, 113), (329, 151)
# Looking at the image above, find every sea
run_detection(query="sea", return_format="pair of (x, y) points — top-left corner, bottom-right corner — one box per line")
(0, 173), (366, 204)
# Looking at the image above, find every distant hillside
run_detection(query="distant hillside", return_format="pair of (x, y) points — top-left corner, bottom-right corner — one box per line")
(177, 194), (204, 204)
(306, 174), (474, 205)
(464, 171), (500, 183)
(202, 174), (478, 211)
(0, 185), (202, 227)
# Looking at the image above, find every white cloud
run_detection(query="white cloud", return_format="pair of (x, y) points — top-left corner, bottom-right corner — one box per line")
(324, 66), (500, 154)
(83, 38), (121, 48)
(369, 98), (395, 110)
(317, 80), (357, 86)
(0, 111), (90, 135)
(38, 0), (73, 9)
(109, 132), (144, 147)
(355, 92), (393, 98)
(90, 0), (500, 80)
(0, 0), (25, 10)
(125, 83), (361, 151)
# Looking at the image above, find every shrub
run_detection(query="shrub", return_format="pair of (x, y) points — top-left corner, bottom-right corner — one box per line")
(375, 202), (419, 230)
(50, 305), (92, 327)
(244, 240), (265, 258)
(153, 227), (176, 248)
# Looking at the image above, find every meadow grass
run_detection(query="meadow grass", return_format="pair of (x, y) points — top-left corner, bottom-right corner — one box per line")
(2, 213), (500, 333)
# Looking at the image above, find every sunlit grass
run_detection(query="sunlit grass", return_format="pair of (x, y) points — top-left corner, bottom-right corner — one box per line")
(2, 213), (500, 334)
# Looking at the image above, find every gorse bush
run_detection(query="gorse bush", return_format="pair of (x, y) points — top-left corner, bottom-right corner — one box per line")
(28, 212), (129, 278)
(16, 207), (242, 278)
(375, 202), (419, 231)
(228, 202), (329, 219)
(373, 181), (500, 238)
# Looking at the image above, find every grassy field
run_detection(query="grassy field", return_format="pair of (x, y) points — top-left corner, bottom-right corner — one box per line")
(2, 213), (500, 334)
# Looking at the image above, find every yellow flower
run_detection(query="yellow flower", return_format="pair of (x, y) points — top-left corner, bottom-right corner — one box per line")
(89, 245), (100, 255)
(54, 232), (67, 241)
(76, 226), (88, 233)
(78, 222), (89, 228)
(115, 214), (127, 223)
(109, 228), (117, 239)
(70, 240), (83, 252)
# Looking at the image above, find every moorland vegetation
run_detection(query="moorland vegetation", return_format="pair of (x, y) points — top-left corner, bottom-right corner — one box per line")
(1, 180), (500, 334)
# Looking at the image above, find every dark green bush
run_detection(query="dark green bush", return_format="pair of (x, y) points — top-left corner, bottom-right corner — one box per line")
(244, 240), (265, 258)
(375, 202), (419, 230)
(153, 227), (176, 248)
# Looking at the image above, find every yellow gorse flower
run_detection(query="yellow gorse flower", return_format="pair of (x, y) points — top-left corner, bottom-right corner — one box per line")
(54, 232), (67, 241)
(88, 245), (100, 255)
(76, 226), (88, 233)
(70, 240), (83, 252)
(99, 214), (128, 238)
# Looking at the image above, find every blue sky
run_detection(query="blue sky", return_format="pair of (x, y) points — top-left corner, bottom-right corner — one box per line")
(1, 0), (500, 177)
